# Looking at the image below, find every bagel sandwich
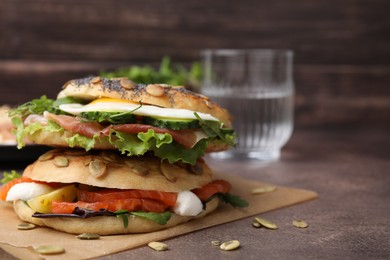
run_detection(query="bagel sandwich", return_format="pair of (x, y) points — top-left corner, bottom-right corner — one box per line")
(1, 149), (247, 235)
(10, 76), (236, 165)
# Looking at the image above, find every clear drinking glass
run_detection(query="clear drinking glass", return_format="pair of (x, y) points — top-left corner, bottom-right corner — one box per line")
(201, 49), (294, 161)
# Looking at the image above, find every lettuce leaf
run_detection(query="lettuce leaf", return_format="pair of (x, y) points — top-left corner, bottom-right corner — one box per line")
(194, 112), (236, 146)
(9, 96), (76, 119)
(131, 211), (172, 225)
(13, 119), (204, 164)
(1, 170), (21, 184)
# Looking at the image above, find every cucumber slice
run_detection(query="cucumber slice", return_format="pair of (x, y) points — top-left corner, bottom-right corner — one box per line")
(142, 116), (201, 130)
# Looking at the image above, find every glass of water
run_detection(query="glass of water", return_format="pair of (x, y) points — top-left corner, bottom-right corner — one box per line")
(201, 49), (294, 161)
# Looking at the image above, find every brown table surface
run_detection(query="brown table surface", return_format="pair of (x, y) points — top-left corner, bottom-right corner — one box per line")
(1, 127), (389, 259)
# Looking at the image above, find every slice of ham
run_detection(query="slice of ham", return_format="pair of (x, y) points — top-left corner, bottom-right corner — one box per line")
(24, 114), (48, 126)
(101, 124), (198, 149)
(43, 112), (103, 138)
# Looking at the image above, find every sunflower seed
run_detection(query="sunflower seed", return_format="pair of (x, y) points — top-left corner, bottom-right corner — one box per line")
(254, 217), (278, 230)
(17, 223), (36, 230)
(53, 156), (69, 167)
(89, 159), (107, 178)
(76, 233), (101, 240)
(220, 240), (240, 251)
(146, 84), (164, 97)
(211, 240), (221, 246)
(148, 241), (168, 251)
(34, 245), (65, 255)
(293, 220), (309, 228)
(251, 186), (276, 195)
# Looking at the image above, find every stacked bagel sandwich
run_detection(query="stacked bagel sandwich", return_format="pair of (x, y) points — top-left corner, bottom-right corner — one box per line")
(1, 76), (246, 235)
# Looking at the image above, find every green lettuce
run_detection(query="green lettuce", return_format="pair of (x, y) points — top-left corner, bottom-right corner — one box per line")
(13, 119), (204, 164)
(114, 210), (172, 227)
(1, 170), (21, 184)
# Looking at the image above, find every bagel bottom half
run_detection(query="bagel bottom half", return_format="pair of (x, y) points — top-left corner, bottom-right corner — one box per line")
(13, 197), (219, 235)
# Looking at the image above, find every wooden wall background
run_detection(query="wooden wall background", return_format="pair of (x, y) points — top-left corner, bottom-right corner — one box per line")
(0, 0), (389, 129)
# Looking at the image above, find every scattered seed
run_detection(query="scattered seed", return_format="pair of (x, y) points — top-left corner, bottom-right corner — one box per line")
(17, 223), (36, 230)
(90, 76), (102, 84)
(34, 245), (65, 255)
(146, 84), (165, 97)
(219, 240), (240, 251)
(160, 162), (178, 182)
(293, 220), (309, 228)
(148, 241), (168, 251)
(120, 78), (136, 90)
(130, 164), (150, 176)
(64, 150), (87, 156)
(83, 155), (92, 166)
(53, 156), (69, 167)
(251, 186), (276, 195)
(76, 233), (101, 240)
(211, 240), (221, 246)
(38, 152), (55, 162)
(254, 217), (278, 230)
(89, 159), (107, 178)
(100, 151), (120, 164)
(252, 222), (261, 228)
(188, 163), (204, 175)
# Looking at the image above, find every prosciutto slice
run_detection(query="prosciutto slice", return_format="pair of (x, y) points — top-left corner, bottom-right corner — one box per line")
(43, 112), (103, 138)
(42, 112), (199, 148)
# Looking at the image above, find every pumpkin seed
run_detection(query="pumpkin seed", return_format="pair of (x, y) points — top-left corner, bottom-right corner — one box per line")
(120, 78), (136, 90)
(188, 163), (203, 175)
(252, 222), (261, 228)
(211, 240), (221, 246)
(254, 217), (278, 230)
(76, 233), (101, 240)
(148, 241), (168, 251)
(146, 84), (164, 97)
(90, 76), (102, 84)
(34, 245), (65, 255)
(83, 155), (92, 166)
(220, 240), (240, 251)
(131, 164), (150, 176)
(251, 186), (276, 195)
(17, 223), (36, 230)
(64, 150), (87, 156)
(38, 152), (55, 162)
(160, 162), (178, 182)
(100, 151), (117, 162)
(293, 220), (308, 228)
(89, 159), (107, 178)
(53, 156), (69, 167)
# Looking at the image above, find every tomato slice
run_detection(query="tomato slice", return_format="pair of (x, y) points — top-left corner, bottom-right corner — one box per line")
(192, 179), (232, 201)
(77, 189), (177, 206)
(51, 198), (168, 214)
(0, 176), (34, 201)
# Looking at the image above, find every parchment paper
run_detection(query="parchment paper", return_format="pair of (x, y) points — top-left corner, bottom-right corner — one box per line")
(0, 172), (317, 259)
